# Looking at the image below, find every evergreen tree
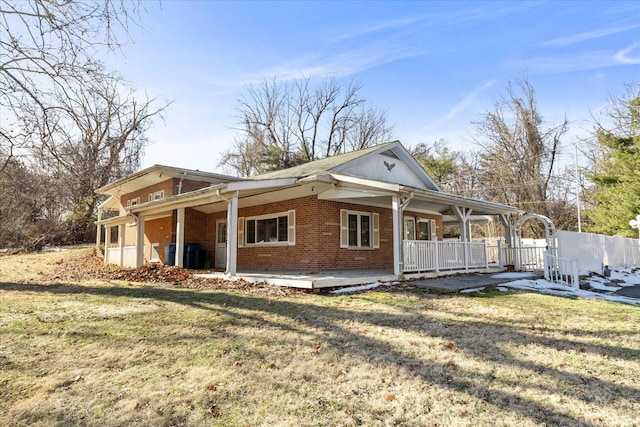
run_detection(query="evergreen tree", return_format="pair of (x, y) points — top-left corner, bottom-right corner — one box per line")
(587, 127), (640, 237)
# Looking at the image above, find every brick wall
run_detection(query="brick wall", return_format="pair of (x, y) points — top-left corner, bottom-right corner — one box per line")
(122, 180), (175, 208)
(145, 215), (174, 261)
(233, 196), (394, 272)
(178, 179), (211, 194)
(185, 208), (212, 262)
(124, 194), (444, 271)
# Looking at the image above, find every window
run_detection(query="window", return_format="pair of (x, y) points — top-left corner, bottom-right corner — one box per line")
(404, 217), (416, 240)
(243, 210), (295, 246)
(148, 190), (165, 202)
(340, 209), (379, 249)
(126, 197), (140, 207)
(150, 243), (160, 262)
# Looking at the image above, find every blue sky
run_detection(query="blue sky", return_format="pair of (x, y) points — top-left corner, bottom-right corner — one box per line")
(109, 1), (640, 172)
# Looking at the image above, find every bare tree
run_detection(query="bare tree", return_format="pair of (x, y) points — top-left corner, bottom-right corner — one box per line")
(221, 76), (394, 176)
(0, 0), (143, 170)
(27, 73), (167, 242)
(472, 78), (570, 236)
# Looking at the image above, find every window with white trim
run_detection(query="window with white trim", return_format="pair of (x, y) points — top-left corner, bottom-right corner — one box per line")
(340, 209), (379, 249)
(126, 197), (140, 207)
(244, 210), (295, 246)
(150, 243), (160, 262)
(148, 190), (164, 202)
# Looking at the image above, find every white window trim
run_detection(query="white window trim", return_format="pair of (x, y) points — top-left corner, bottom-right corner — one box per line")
(340, 209), (379, 249)
(148, 190), (165, 202)
(243, 210), (295, 246)
(126, 197), (140, 207)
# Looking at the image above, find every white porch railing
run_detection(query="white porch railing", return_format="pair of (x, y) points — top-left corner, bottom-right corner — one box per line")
(544, 252), (579, 288)
(403, 240), (488, 273)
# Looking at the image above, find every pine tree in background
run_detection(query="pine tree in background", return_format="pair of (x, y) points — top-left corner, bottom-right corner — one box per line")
(586, 87), (640, 237)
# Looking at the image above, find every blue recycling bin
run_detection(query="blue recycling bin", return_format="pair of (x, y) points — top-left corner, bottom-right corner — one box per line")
(164, 243), (176, 266)
(184, 243), (202, 269)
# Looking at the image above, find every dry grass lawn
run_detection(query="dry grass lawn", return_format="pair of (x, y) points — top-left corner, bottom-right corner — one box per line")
(1, 248), (639, 426)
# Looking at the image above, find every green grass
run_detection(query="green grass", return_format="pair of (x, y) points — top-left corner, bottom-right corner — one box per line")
(0, 250), (639, 426)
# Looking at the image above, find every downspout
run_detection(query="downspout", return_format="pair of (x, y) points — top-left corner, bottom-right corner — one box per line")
(177, 171), (187, 194)
(216, 188), (229, 202)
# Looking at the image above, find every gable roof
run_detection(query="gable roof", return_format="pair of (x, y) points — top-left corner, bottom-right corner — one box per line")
(250, 141), (441, 191)
(249, 142), (395, 180)
(96, 164), (243, 196)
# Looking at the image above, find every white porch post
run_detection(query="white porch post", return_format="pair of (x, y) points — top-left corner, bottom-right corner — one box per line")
(95, 208), (102, 255)
(392, 195), (402, 276)
(499, 214), (513, 267)
(136, 214), (145, 268)
(176, 208), (185, 268)
(226, 192), (238, 276)
(104, 225), (111, 265)
(118, 223), (125, 267)
(454, 206), (472, 270)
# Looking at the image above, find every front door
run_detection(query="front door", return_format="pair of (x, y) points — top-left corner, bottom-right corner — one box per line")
(215, 220), (227, 269)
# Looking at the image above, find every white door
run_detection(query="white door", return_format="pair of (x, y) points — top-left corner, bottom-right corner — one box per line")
(215, 220), (227, 269)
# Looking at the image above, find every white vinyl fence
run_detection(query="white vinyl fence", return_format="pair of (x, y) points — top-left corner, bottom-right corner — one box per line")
(557, 230), (640, 272)
(105, 245), (137, 268)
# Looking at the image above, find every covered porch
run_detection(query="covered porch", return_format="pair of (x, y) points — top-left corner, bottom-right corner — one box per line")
(98, 173), (520, 285)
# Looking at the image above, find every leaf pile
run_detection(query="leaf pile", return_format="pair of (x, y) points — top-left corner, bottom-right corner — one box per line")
(52, 254), (305, 298)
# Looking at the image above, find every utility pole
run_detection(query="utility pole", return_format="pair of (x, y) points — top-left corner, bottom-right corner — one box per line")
(575, 144), (582, 233)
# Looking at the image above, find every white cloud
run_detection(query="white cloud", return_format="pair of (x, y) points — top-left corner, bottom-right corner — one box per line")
(538, 23), (640, 47)
(330, 16), (425, 42)
(614, 42), (640, 64)
(508, 51), (620, 73)
(246, 44), (425, 84)
(422, 79), (497, 130)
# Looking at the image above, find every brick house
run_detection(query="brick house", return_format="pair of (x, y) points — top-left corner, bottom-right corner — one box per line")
(96, 141), (520, 288)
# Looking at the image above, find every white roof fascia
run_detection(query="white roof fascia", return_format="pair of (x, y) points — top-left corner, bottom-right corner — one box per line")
(329, 173), (401, 192)
(127, 183), (228, 215)
(226, 177), (298, 192)
(97, 195), (120, 211)
(403, 186), (520, 214)
(95, 214), (135, 226)
(317, 185), (395, 200)
(295, 174), (338, 185)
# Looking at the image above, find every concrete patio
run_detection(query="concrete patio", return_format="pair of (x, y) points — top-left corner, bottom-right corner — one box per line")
(195, 266), (508, 290)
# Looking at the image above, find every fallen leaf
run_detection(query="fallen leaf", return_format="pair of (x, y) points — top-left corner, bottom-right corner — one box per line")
(444, 360), (459, 371)
(386, 394), (395, 401)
